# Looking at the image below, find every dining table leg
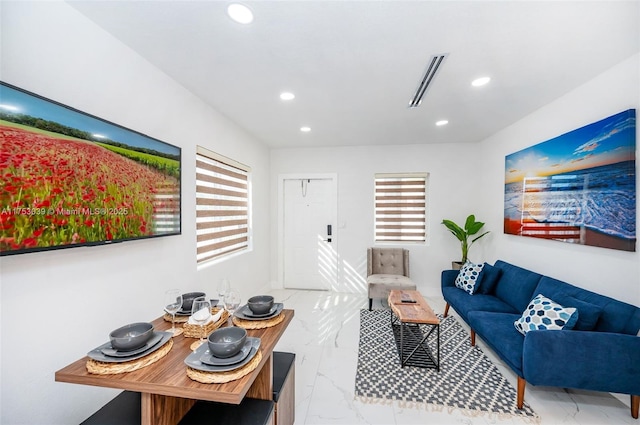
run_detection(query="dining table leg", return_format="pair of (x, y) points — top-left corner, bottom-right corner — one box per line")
(246, 353), (273, 400)
(141, 393), (195, 425)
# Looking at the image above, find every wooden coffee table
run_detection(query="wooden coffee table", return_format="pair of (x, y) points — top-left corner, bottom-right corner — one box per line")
(388, 290), (440, 370)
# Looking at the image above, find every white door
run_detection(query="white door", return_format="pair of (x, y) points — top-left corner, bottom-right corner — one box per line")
(283, 178), (336, 290)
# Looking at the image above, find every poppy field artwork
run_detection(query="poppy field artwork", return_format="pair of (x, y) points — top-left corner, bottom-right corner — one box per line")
(0, 82), (181, 256)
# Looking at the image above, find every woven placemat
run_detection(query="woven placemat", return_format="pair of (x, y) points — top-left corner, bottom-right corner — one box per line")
(232, 312), (285, 329)
(86, 339), (173, 375)
(183, 309), (229, 338)
(186, 350), (263, 384)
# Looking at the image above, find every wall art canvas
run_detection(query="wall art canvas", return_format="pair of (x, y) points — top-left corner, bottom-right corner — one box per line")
(504, 109), (636, 252)
(0, 82), (181, 256)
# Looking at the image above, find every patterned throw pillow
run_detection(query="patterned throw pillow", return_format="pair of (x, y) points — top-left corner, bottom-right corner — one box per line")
(514, 293), (578, 335)
(454, 262), (485, 295)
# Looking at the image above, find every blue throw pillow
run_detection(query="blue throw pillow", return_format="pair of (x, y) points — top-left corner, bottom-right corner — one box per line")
(454, 261), (485, 295)
(553, 294), (602, 331)
(514, 293), (579, 335)
(475, 263), (502, 295)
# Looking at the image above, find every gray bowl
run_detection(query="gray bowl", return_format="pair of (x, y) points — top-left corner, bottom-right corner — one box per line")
(208, 327), (247, 358)
(109, 322), (154, 351)
(181, 292), (206, 312)
(247, 295), (274, 315)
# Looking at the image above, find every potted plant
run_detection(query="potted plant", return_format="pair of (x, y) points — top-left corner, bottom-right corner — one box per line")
(441, 214), (490, 270)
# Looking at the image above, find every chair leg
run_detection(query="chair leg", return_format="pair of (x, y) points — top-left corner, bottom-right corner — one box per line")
(368, 298), (372, 311)
(443, 303), (450, 317)
(631, 394), (639, 419)
(517, 377), (526, 409)
(470, 329), (476, 346)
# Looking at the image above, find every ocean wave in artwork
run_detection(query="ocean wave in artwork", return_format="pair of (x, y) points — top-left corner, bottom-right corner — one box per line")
(504, 160), (635, 241)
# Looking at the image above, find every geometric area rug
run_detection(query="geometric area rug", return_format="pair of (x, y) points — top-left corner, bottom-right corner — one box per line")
(355, 309), (539, 421)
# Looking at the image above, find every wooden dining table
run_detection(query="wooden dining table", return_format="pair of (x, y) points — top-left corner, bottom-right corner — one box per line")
(55, 309), (294, 425)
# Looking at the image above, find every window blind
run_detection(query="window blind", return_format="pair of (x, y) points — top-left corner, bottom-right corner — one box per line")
(374, 173), (428, 242)
(196, 146), (250, 264)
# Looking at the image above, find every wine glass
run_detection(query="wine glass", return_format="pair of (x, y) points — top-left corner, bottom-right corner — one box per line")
(164, 289), (183, 337)
(217, 278), (230, 305)
(190, 297), (211, 350)
(224, 290), (241, 326)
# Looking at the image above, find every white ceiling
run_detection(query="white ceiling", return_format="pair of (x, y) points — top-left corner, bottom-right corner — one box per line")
(69, 1), (639, 149)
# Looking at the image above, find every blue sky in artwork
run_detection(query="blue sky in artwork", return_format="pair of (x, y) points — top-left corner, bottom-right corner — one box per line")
(0, 83), (180, 156)
(505, 110), (636, 183)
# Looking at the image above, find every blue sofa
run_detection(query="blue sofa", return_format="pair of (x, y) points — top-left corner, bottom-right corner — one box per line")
(441, 260), (640, 418)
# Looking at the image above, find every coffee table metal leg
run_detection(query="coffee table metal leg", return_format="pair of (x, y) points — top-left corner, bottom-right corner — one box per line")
(396, 323), (441, 370)
(400, 320), (405, 367)
(391, 309), (441, 370)
(437, 324), (440, 371)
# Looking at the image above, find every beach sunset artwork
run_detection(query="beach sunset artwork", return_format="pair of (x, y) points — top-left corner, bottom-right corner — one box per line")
(504, 109), (636, 252)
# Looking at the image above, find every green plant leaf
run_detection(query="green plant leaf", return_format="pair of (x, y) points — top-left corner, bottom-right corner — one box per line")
(442, 214), (490, 263)
(464, 214), (476, 230)
(471, 231), (490, 243)
(441, 219), (465, 241)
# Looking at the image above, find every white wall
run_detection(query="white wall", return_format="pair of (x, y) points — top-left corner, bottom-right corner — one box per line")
(478, 53), (640, 306)
(270, 143), (484, 298)
(0, 2), (271, 424)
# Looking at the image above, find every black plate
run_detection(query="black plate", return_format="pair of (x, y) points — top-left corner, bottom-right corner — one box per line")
(185, 337), (261, 372)
(200, 339), (252, 366)
(243, 304), (278, 318)
(88, 332), (172, 363)
(100, 332), (164, 357)
(234, 303), (283, 321)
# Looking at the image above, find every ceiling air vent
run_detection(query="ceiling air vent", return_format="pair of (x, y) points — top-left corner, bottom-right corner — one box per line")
(408, 53), (448, 108)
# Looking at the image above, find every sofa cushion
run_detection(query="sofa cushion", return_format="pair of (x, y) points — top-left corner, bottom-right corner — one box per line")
(467, 311), (525, 375)
(443, 286), (517, 322)
(514, 294), (578, 335)
(493, 260), (543, 312)
(593, 297), (640, 335)
(533, 276), (614, 332)
(475, 263), (502, 295)
(553, 294), (602, 331)
(454, 261), (485, 294)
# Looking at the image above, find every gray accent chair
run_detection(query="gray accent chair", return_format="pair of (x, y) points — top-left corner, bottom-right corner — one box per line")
(367, 248), (416, 310)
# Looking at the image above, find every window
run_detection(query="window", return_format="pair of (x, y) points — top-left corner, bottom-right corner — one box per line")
(196, 146), (251, 264)
(374, 173), (428, 243)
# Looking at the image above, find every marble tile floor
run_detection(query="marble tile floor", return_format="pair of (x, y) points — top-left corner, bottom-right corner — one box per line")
(268, 288), (636, 425)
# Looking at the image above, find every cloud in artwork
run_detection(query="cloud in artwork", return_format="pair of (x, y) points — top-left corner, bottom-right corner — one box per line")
(574, 140), (599, 155)
(574, 115), (635, 156)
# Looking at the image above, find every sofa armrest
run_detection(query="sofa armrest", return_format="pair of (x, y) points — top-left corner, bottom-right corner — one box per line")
(523, 330), (640, 395)
(441, 270), (458, 289)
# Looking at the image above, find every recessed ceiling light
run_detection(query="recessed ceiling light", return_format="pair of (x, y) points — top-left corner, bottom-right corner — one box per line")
(436, 120), (449, 126)
(471, 77), (491, 87)
(300, 126), (311, 133)
(280, 92), (295, 101)
(227, 3), (253, 24)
